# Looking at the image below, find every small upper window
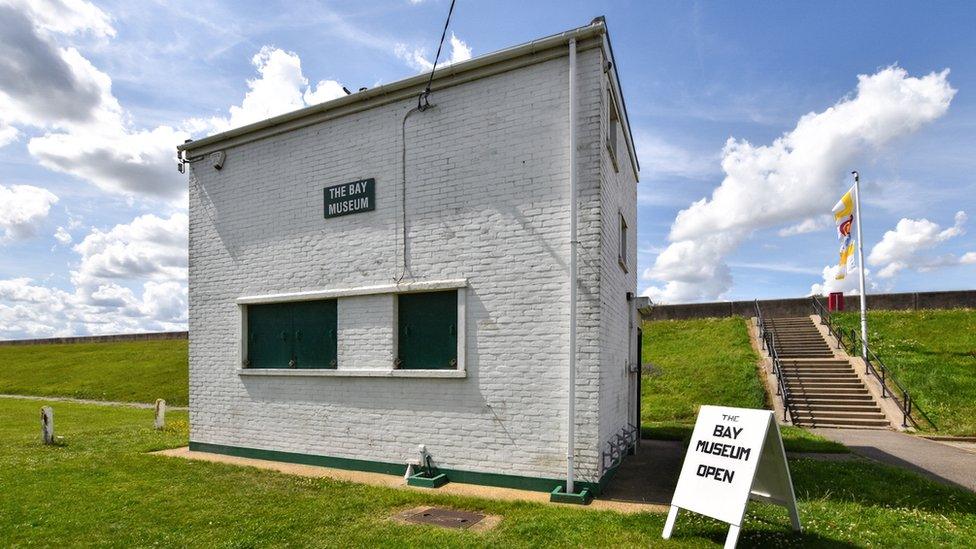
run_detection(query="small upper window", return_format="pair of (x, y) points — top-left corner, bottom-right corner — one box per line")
(618, 212), (628, 272)
(608, 88), (620, 172)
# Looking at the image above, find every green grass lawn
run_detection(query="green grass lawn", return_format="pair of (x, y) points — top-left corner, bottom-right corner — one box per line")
(833, 309), (976, 435)
(2, 397), (974, 547)
(641, 318), (846, 453)
(0, 339), (188, 406)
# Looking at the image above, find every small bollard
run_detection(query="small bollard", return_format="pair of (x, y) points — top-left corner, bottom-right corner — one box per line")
(41, 406), (54, 445)
(154, 399), (166, 430)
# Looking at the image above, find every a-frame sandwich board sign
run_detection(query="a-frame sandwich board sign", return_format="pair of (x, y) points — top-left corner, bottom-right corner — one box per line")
(661, 405), (801, 548)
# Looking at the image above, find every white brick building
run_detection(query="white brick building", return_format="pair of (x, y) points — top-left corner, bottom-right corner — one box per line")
(179, 18), (640, 499)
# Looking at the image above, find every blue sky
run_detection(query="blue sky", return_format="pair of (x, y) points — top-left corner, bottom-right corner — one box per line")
(0, 0), (974, 337)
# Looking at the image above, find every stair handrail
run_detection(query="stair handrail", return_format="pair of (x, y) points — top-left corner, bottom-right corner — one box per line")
(847, 327), (937, 431)
(811, 296), (935, 430)
(810, 296), (845, 350)
(755, 300), (795, 423)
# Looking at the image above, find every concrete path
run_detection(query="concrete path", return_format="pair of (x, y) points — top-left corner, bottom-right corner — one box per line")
(813, 428), (976, 492)
(154, 446), (668, 514)
(0, 393), (188, 410)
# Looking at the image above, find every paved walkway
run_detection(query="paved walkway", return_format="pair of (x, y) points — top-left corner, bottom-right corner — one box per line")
(154, 446), (669, 514)
(813, 428), (976, 492)
(0, 393), (188, 410)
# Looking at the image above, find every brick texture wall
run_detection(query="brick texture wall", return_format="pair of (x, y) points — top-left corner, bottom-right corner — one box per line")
(188, 45), (632, 483)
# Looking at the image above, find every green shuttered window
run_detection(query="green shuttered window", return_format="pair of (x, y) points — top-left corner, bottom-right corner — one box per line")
(247, 300), (337, 369)
(398, 290), (458, 369)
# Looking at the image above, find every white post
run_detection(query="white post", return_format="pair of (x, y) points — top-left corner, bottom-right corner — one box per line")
(154, 399), (166, 430)
(41, 406), (54, 445)
(724, 525), (742, 549)
(661, 505), (679, 539)
(566, 37), (578, 495)
(566, 38), (579, 494)
(852, 171), (868, 360)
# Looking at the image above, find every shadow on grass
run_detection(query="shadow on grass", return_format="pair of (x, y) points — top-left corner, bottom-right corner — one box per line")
(790, 459), (976, 516)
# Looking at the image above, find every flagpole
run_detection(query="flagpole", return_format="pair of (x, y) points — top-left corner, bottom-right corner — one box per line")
(851, 171), (868, 361)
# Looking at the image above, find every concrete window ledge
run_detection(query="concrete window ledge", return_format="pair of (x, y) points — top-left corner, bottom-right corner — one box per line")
(237, 368), (466, 379)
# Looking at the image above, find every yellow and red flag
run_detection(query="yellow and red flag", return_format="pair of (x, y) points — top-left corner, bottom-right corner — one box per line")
(832, 187), (856, 279)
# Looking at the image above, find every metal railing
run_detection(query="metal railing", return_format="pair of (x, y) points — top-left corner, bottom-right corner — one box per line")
(847, 327), (937, 430)
(811, 297), (936, 430)
(755, 300), (796, 423)
(810, 296), (845, 349)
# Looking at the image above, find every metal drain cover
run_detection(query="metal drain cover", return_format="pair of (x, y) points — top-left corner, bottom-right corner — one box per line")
(403, 507), (485, 529)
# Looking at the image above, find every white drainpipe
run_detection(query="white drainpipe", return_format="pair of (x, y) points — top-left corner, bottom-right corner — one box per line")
(566, 37), (578, 495)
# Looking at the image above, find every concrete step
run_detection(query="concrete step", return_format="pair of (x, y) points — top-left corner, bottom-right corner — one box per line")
(788, 387), (869, 395)
(792, 409), (887, 420)
(795, 414), (891, 427)
(791, 403), (882, 413)
(783, 374), (861, 382)
(783, 371), (859, 378)
(792, 422), (889, 430)
(786, 380), (862, 387)
(786, 383), (867, 391)
(784, 366), (852, 371)
(777, 349), (834, 353)
(789, 392), (874, 401)
(782, 358), (851, 364)
(777, 348), (833, 353)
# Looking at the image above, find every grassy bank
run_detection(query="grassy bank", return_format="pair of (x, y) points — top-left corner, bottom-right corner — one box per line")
(641, 317), (846, 453)
(1, 397), (974, 547)
(0, 339), (188, 405)
(833, 309), (976, 435)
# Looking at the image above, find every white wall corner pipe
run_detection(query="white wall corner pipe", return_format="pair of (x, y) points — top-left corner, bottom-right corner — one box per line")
(566, 37), (578, 495)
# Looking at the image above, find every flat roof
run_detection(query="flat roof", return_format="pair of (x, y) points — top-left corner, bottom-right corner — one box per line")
(178, 17), (639, 176)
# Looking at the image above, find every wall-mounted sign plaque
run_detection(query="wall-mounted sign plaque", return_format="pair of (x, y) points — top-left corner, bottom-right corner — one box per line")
(324, 178), (375, 218)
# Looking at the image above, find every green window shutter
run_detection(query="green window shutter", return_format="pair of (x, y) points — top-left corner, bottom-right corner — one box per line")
(398, 290), (458, 370)
(247, 303), (293, 368)
(291, 299), (338, 369)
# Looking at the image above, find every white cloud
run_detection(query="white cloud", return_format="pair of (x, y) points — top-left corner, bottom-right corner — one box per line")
(636, 131), (720, 180)
(54, 226), (72, 245)
(448, 32), (471, 64)
(395, 32), (472, 73)
(28, 124), (187, 200)
(70, 212), (188, 288)
(643, 66), (956, 303)
(809, 264), (879, 296)
(778, 216), (831, 237)
(867, 211), (969, 278)
(962, 252), (976, 265)
(0, 121), (18, 146)
(200, 46), (348, 134)
(0, 1), (187, 200)
(0, 277), (187, 339)
(0, 184), (59, 242)
(0, 211), (189, 339)
(1, 0), (115, 38)
(304, 79), (346, 105)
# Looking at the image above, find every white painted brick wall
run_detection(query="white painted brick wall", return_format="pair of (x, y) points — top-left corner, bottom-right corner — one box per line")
(188, 45), (632, 484)
(337, 294), (394, 370)
(597, 70), (640, 463)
